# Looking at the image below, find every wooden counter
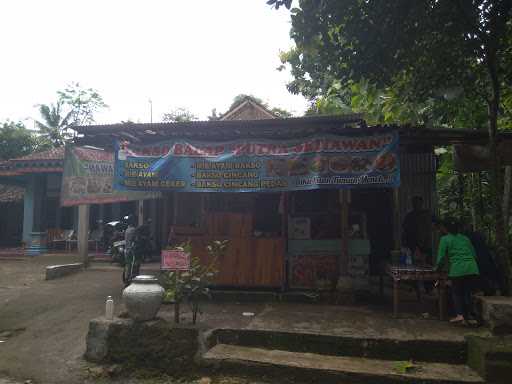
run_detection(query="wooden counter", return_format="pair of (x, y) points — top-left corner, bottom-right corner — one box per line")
(174, 235), (285, 288)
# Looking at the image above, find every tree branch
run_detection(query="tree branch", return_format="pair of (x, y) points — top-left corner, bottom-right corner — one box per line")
(454, 0), (487, 43)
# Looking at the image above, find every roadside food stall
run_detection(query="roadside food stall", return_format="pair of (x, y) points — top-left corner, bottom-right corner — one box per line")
(72, 115), (449, 292)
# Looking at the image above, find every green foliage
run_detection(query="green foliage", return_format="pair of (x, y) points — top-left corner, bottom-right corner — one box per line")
(162, 240), (229, 324)
(278, 1), (511, 110)
(35, 82), (107, 146)
(275, 1), (512, 259)
(276, 0), (511, 136)
(57, 82), (107, 126)
(207, 108), (220, 121)
(35, 102), (73, 146)
(393, 360), (419, 374)
(267, 0), (292, 10)
(270, 106), (293, 118)
(436, 150), (497, 239)
(162, 108), (198, 123)
(0, 120), (50, 160)
(230, 94), (265, 109)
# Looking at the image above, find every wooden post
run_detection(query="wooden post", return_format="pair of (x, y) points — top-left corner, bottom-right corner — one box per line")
(393, 188), (401, 252)
(393, 279), (399, 318)
(340, 190), (350, 275)
(281, 192), (289, 292)
(438, 279), (446, 321)
(174, 270), (180, 323)
(78, 204), (90, 267)
(150, 199), (158, 246)
(137, 200), (144, 226)
(161, 194), (170, 247)
(281, 192), (289, 238)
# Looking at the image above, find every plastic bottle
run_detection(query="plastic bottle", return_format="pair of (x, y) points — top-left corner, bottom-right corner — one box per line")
(399, 247), (407, 265)
(406, 250), (413, 266)
(105, 296), (114, 320)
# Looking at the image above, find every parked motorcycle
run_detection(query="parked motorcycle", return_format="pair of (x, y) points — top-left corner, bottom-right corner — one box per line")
(122, 218), (154, 286)
(105, 218), (129, 264)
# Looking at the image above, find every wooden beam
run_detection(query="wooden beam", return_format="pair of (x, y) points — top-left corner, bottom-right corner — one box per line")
(137, 200), (144, 226)
(340, 190), (350, 275)
(281, 192), (289, 292)
(78, 204), (90, 267)
(393, 188), (401, 251)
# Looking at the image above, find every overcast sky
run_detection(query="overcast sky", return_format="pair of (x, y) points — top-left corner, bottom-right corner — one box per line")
(0, 0), (308, 126)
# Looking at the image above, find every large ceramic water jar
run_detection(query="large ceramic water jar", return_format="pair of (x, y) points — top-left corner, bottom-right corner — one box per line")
(122, 275), (164, 321)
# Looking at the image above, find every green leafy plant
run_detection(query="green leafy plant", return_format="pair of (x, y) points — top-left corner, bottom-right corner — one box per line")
(162, 240), (229, 324)
(393, 360), (420, 374)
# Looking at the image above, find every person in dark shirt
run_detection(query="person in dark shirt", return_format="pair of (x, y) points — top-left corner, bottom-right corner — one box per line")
(402, 196), (432, 265)
(123, 215), (139, 285)
(463, 224), (500, 296)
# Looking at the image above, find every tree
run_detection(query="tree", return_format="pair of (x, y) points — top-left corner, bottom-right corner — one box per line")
(267, 0), (292, 10)
(35, 83), (107, 146)
(0, 120), (49, 160)
(162, 108), (198, 123)
(35, 101), (73, 147)
(275, 0), (512, 293)
(207, 108), (220, 121)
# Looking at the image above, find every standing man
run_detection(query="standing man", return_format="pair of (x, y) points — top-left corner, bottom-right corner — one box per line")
(402, 196), (432, 265)
(123, 215), (139, 286)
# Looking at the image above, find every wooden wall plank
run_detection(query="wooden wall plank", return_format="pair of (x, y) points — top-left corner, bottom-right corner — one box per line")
(175, 235), (284, 287)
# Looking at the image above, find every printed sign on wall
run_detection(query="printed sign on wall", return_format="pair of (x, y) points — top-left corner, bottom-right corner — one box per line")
(161, 250), (191, 271)
(61, 146), (160, 206)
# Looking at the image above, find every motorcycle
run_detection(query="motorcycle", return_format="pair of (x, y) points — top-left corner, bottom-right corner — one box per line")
(105, 218), (129, 264)
(122, 219), (154, 285)
(111, 239), (126, 265)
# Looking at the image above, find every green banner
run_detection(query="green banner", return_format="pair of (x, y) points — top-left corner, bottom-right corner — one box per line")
(61, 146), (159, 206)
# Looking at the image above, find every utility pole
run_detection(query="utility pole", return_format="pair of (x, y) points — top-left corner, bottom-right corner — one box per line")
(149, 99), (153, 123)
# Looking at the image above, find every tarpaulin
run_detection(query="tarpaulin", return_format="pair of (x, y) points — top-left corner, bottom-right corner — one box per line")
(61, 146), (159, 206)
(114, 131), (400, 192)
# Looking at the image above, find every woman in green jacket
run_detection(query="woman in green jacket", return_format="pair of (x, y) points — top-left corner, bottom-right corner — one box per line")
(436, 218), (480, 323)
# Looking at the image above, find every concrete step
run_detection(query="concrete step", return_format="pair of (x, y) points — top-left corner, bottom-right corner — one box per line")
(211, 328), (467, 364)
(203, 344), (484, 384)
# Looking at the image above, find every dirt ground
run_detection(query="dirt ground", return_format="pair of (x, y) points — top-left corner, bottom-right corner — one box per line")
(0, 255), (122, 384)
(0, 254), (487, 384)
(0, 255), (273, 384)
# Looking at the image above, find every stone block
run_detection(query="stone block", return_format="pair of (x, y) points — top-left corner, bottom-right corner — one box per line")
(85, 317), (200, 373)
(45, 263), (83, 280)
(85, 317), (113, 362)
(476, 296), (512, 335)
(467, 335), (512, 384)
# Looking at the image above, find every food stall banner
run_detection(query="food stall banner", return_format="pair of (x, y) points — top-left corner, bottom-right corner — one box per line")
(114, 131), (400, 192)
(61, 146), (160, 206)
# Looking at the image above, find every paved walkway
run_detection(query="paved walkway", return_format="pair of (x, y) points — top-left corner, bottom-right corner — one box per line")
(245, 303), (488, 342)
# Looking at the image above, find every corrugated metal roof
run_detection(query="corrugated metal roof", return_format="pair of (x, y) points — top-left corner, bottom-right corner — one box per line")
(74, 114), (365, 135)
(73, 115), (512, 147)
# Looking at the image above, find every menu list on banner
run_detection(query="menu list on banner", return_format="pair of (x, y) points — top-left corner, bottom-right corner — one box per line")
(114, 131), (400, 192)
(61, 146), (160, 206)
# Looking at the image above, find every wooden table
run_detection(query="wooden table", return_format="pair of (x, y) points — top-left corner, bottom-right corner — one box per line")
(386, 264), (448, 320)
